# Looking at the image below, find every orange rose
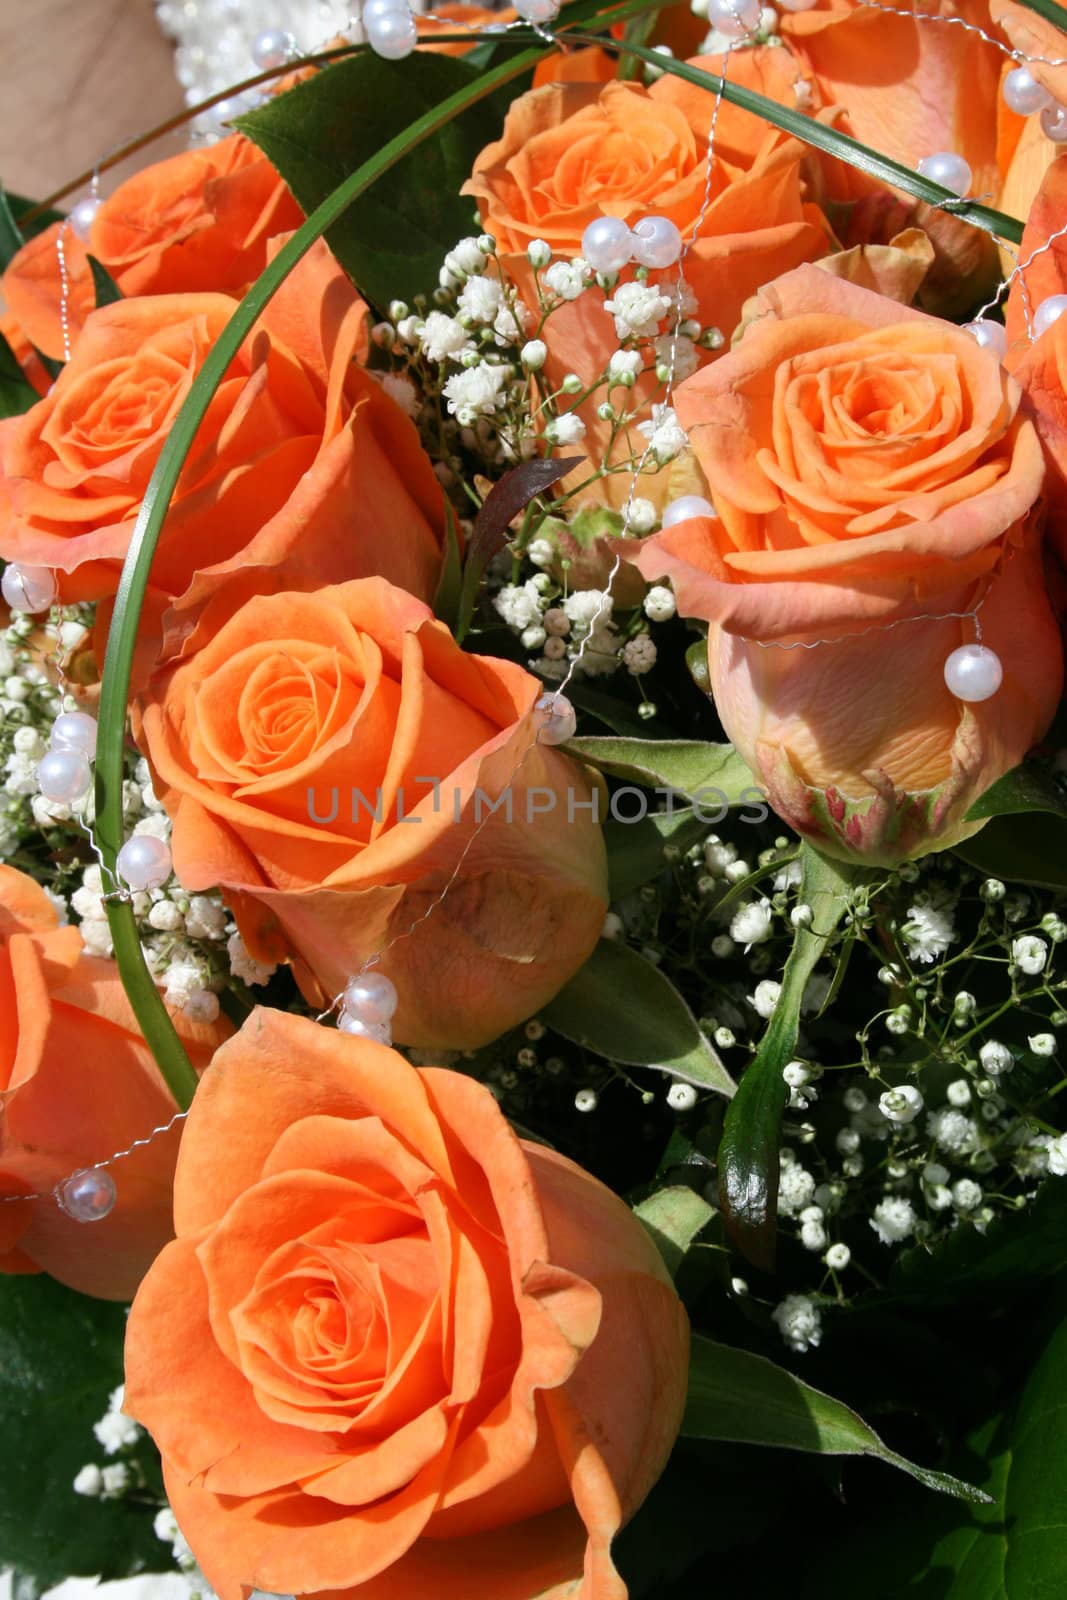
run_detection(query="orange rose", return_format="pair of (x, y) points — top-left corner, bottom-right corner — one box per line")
(466, 49), (826, 331)
(0, 248), (446, 668)
(0, 864), (229, 1299)
(124, 1008), (688, 1600)
(2, 133), (304, 362)
(779, 0), (1008, 312)
(134, 578), (608, 1047)
(463, 52), (828, 500)
(626, 265), (1062, 864)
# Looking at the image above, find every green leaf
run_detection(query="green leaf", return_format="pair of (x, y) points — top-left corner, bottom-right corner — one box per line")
(4, 190), (65, 240)
(94, 43), (550, 1111)
(563, 736), (762, 808)
(237, 52), (509, 306)
(882, 1174), (1067, 1305)
(87, 255), (123, 308)
(1015, 0), (1067, 37)
(683, 1335), (989, 1505)
(568, 38), (1023, 246)
(954, 811), (1067, 889)
(432, 502), (463, 631)
(0, 331), (40, 419)
(543, 938), (736, 1096)
(0, 1276), (166, 1588)
(634, 1186), (714, 1277)
(717, 844), (860, 1268)
(965, 760), (1067, 823)
(801, 1311), (1067, 1596)
(604, 805), (710, 899)
(0, 188), (25, 272)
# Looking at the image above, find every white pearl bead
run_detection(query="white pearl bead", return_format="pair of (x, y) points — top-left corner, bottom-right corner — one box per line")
(2, 562), (57, 614)
(534, 691), (577, 746)
(629, 216), (683, 270)
(117, 834), (172, 891)
(706, 0), (761, 35)
(366, 8), (418, 59)
(57, 1168), (116, 1222)
(251, 28), (296, 69)
(343, 971), (399, 1024)
(1003, 65), (1052, 117)
(36, 749), (92, 804)
(1040, 102), (1067, 142)
(580, 216), (633, 276)
(362, 0), (410, 21)
(662, 494), (717, 527)
(1035, 293), (1067, 338)
(50, 710), (97, 759)
(69, 197), (103, 241)
(962, 319), (1007, 359)
(944, 644), (1003, 702)
(917, 151), (972, 198)
(338, 1012), (392, 1042)
(515, 0), (561, 19)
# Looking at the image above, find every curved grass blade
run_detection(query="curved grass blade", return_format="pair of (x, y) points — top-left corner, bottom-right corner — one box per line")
(94, 43), (549, 1110)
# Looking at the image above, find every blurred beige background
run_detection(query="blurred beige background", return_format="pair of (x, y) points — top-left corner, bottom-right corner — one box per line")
(0, 0), (184, 202)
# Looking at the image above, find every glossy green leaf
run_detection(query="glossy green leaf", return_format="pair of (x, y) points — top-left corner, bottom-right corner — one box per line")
(543, 938), (736, 1096)
(0, 1276), (165, 1588)
(683, 1335), (989, 1504)
(966, 761), (1067, 823)
(634, 1186), (714, 1277)
(563, 736), (762, 806)
(954, 811), (1067, 889)
(87, 255), (123, 308)
(717, 844), (860, 1268)
(605, 806), (710, 899)
(95, 45), (549, 1111)
(237, 52), (508, 307)
(0, 331), (39, 419)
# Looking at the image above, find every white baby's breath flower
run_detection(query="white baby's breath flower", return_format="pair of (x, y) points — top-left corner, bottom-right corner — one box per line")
(420, 310), (470, 364)
(903, 896), (956, 963)
(1012, 934), (1048, 975)
(773, 1293), (822, 1352)
(602, 281), (672, 340)
(544, 258), (588, 301)
(870, 1196), (917, 1245)
(637, 404), (689, 464)
(730, 898), (773, 949)
(443, 363), (508, 418)
(643, 585), (675, 622)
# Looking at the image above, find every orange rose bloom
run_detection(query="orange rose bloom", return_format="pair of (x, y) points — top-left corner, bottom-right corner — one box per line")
(465, 49), (826, 339)
(2, 133), (304, 362)
(134, 578), (608, 1047)
(627, 266), (1062, 864)
(463, 51), (828, 498)
(0, 249), (446, 664)
(0, 865), (229, 1300)
(125, 1009), (689, 1600)
(779, 0), (1008, 312)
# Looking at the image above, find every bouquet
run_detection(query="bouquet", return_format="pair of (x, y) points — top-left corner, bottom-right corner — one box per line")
(2, 0), (1067, 1594)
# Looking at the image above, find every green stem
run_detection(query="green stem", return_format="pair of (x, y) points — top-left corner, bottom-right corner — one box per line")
(95, 42), (549, 1111)
(1014, 0), (1067, 36)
